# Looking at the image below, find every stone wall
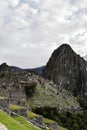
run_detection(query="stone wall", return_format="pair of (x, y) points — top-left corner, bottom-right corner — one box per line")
(0, 98), (9, 114)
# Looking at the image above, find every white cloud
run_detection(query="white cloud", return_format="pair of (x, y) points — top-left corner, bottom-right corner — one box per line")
(7, 0), (20, 7)
(0, 0), (87, 68)
(75, 0), (87, 9)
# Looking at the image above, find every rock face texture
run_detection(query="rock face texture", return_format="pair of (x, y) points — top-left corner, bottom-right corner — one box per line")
(43, 44), (87, 97)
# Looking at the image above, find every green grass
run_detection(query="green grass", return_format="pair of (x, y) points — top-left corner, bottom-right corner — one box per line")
(13, 115), (39, 130)
(0, 109), (39, 130)
(0, 109), (68, 130)
(27, 111), (39, 119)
(43, 118), (68, 130)
(10, 104), (24, 110)
(58, 126), (68, 130)
(43, 118), (55, 124)
(14, 114), (61, 130)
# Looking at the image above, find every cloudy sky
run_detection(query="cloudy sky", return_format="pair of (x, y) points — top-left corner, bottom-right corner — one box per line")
(0, 0), (87, 68)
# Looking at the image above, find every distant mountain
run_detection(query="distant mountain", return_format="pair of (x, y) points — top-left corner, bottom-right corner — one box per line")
(10, 65), (45, 75)
(25, 66), (45, 75)
(10, 66), (23, 71)
(43, 43), (87, 98)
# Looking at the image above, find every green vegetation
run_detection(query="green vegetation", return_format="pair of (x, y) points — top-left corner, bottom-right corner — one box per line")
(32, 105), (87, 130)
(78, 98), (87, 109)
(0, 109), (29, 130)
(24, 82), (37, 98)
(10, 104), (24, 110)
(43, 118), (55, 124)
(0, 109), (39, 130)
(14, 113), (68, 130)
(27, 111), (39, 119)
(13, 115), (39, 130)
(43, 118), (68, 130)
(57, 110), (87, 130)
(0, 73), (5, 79)
(58, 126), (68, 130)
(28, 84), (79, 109)
(32, 106), (58, 120)
(0, 109), (68, 130)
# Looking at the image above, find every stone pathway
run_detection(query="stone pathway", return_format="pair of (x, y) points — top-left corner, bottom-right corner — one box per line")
(0, 123), (8, 130)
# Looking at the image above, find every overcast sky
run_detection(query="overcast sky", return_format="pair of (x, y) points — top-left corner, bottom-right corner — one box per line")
(0, 0), (87, 68)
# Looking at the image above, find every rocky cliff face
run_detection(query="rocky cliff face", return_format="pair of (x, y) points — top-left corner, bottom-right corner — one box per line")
(43, 44), (87, 98)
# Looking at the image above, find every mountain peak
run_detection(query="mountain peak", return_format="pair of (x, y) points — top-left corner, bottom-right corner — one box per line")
(52, 43), (75, 58)
(58, 43), (71, 48)
(43, 43), (87, 97)
(56, 43), (73, 51)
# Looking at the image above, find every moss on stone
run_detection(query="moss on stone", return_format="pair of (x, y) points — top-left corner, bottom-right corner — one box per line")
(10, 104), (24, 110)
(43, 118), (55, 124)
(59, 126), (68, 130)
(27, 111), (39, 119)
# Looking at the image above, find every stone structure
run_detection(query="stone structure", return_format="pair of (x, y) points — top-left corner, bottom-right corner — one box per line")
(46, 123), (58, 130)
(0, 98), (9, 114)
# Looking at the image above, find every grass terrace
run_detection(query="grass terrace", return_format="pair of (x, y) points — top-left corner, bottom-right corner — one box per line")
(27, 111), (39, 119)
(10, 104), (24, 110)
(0, 109), (39, 130)
(43, 118), (55, 125)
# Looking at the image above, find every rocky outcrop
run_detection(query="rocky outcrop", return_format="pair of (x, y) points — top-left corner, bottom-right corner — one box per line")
(46, 123), (58, 130)
(43, 44), (87, 98)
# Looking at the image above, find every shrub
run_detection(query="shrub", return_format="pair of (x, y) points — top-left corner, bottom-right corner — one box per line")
(32, 106), (87, 130)
(24, 82), (37, 98)
(78, 98), (87, 109)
